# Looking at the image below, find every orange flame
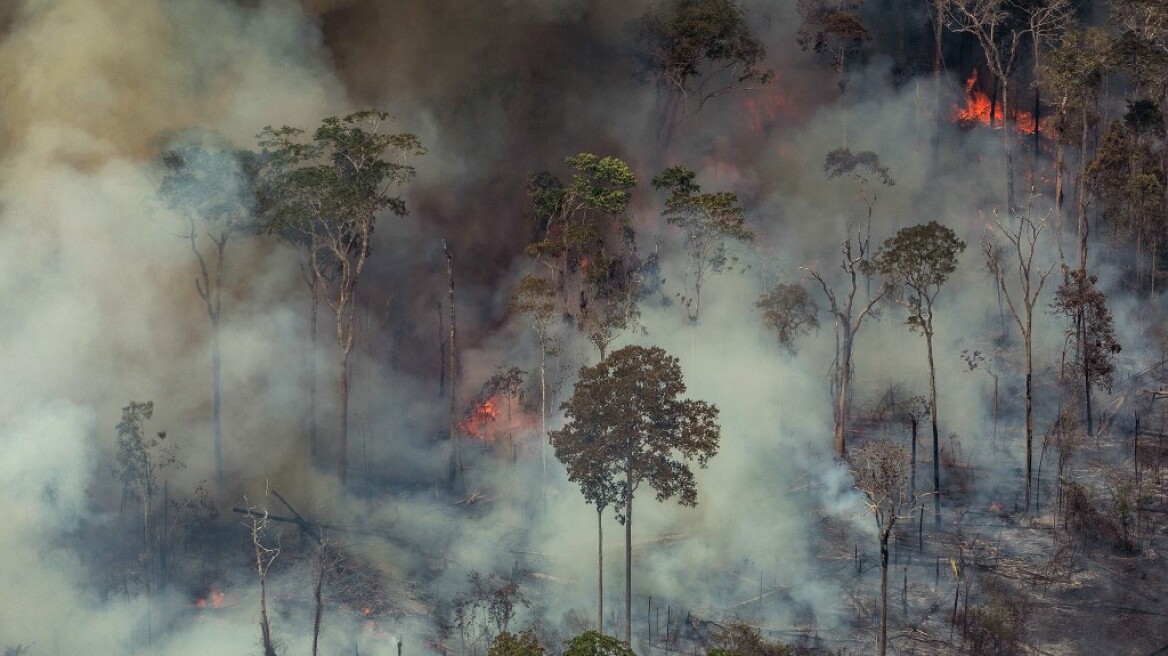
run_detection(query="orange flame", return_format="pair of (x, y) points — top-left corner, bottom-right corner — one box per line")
(195, 589), (230, 609)
(952, 71), (1040, 134)
(460, 397), (501, 440)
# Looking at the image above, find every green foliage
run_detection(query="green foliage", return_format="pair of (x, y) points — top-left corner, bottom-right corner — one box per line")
(1051, 270), (1122, 393)
(114, 401), (179, 504)
(480, 367), (526, 404)
(1109, 0), (1168, 92)
(256, 110), (423, 246)
(823, 148), (894, 187)
(158, 145), (259, 232)
(653, 165), (754, 320)
(1088, 120), (1166, 246)
(870, 221), (966, 334)
(526, 154), (636, 266)
(1037, 28), (1111, 125)
(654, 166), (754, 244)
(796, 0), (871, 88)
(636, 0), (772, 105)
(488, 630), (546, 656)
(562, 631), (636, 656)
(755, 282), (820, 353)
(526, 154), (643, 353)
(512, 275), (557, 324)
(551, 345), (720, 520)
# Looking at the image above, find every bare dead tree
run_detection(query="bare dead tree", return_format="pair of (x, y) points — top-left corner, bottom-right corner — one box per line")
(244, 498), (281, 656)
(850, 440), (921, 656)
(804, 149), (895, 456)
(983, 195), (1056, 511)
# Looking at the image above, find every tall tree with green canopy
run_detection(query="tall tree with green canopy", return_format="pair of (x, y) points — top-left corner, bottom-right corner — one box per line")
(548, 401), (622, 634)
(512, 274), (559, 501)
(159, 145), (257, 482)
(652, 165), (754, 322)
(1051, 270), (1121, 437)
(1037, 28), (1110, 271)
(1111, 0), (1168, 206)
(257, 111), (423, 483)
(871, 221), (966, 530)
(636, 0), (773, 151)
(551, 345), (720, 644)
(526, 154), (641, 360)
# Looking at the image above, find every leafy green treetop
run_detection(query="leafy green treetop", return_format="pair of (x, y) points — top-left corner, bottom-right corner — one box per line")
(653, 165), (755, 321)
(563, 631), (636, 656)
(870, 221), (965, 529)
(526, 154), (641, 359)
(552, 345), (720, 643)
(637, 0), (773, 147)
(256, 111), (423, 483)
(488, 630), (545, 656)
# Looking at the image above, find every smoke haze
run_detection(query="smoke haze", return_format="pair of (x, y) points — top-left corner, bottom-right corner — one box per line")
(1, 0), (1157, 654)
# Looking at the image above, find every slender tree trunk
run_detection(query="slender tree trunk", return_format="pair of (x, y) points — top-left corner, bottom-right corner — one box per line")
(910, 415), (918, 503)
(212, 241), (226, 483)
(625, 471), (633, 645)
(835, 330), (854, 457)
(692, 276), (702, 323)
(597, 507), (605, 634)
(338, 346), (351, 483)
(1025, 328), (1034, 511)
(212, 316), (223, 482)
(1054, 139), (1067, 267)
(1078, 110), (1090, 273)
(312, 550), (325, 656)
(308, 278), (319, 461)
(438, 302), (445, 398)
(1002, 82), (1015, 212)
(446, 240), (460, 480)
(1084, 344), (1093, 437)
(540, 333), (547, 505)
(927, 326), (941, 531)
(879, 537), (889, 656)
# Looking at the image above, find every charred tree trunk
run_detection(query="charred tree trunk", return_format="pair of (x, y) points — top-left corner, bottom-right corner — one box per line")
(835, 329), (855, 457)
(308, 274), (320, 461)
(337, 347), (351, 483)
(927, 325), (941, 531)
(597, 507), (605, 634)
(1025, 330), (1034, 511)
(312, 547), (325, 656)
(1001, 80), (1015, 212)
(879, 536), (890, 656)
(211, 317), (223, 482)
(539, 332), (547, 505)
(625, 470), (634, 645)
(445, 239), (460, 481)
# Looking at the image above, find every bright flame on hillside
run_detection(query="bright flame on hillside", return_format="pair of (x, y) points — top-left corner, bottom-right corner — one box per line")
(952, 71), (1040, 134)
